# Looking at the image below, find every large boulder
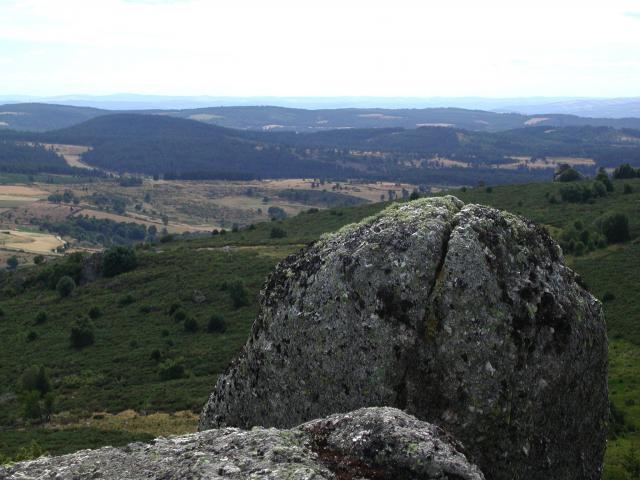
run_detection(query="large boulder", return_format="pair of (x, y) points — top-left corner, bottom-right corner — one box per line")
(0, 407), (484, 480)
(200, 197), (608, 480)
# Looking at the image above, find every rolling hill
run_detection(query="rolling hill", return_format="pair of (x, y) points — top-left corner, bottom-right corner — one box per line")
(3, 102), (640, 133)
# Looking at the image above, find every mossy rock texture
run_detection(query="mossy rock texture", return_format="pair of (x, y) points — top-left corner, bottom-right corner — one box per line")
(200, 196), (608, 480)
(1, 407), (484, 479)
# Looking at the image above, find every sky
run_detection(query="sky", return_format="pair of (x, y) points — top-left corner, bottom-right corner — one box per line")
(0, 0), (639, 98)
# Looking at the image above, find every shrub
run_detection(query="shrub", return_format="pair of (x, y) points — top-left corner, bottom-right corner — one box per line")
(485, 186), (493, 193)
(173, 309), (187, 322)
(56, 276), (76, 298)
(168, 302), (181, 316)
(21, 366), (50, 396)
(270, 227), (287, 239)
(26, 330), (38, 342)
(33, 255), (45, 265)
(602, 292), (616, 303)
(613, 163), (638, 179)
(555, 166), (582, 182)
(624, 183), (634, 194)
(102, 246), (138, 278)
(409, 190), (420, 201)
(6, 255), (18, 270)
(34, 311), (47, 325)
(598, 213), (630, 244)
(22, 390), (42, 421)
(158, 359), (185, 381)
(183, 317), (198, 333)
(69, 319), (95, 349)
(88, 306), (103, 320)
(118, 294), (134, 306)
(0, 306), (4, 317)
(207, 313), (226, 333)
(150, 349), (162, 363)
(160, 234), (174, 243)
(595, 168), (614, 192)
(229, 281), (249, 309)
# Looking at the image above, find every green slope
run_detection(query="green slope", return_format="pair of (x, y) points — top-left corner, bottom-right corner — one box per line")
(1, 178), (639, 478)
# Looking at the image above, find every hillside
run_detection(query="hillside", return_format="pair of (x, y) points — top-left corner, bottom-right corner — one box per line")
(0, 104), (105, 132)
(0, 176), (639, 478)
(3, 114), (640, 185)
(4, 102), (640, 133)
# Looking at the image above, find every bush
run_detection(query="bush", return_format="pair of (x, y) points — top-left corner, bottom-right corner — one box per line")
(88, 306), (103, 320)
(555, 166), (582, 182)
(33, 255), (45, 265)
(207, 313), (226, 333)
(56, 276), (76, 298)
(158, 359), (185, 381)
(624, 183), (634, 194)
(118, 294), (134, 306)
(485, 186), (493, 193)
(270, 227), (287, 239)
(22, 390), (42, 421)
(183, 317), (198, 333)
(69, 319), (95, 349)
(34, 311), (48, 325)
(6, 255), (18, 270)
(26, 330), (38, 342)
(228, 281), (249, 309)
(21, 366), (50, 396)
(173, 309), (187, 322)
(598, 213), (631, 244)
(102, 246), (138, 278)
(150, 349), (162, 363)
(168, 302), (181, 316)
(613, 163), (638, 179)
(602, 292), (615, 303)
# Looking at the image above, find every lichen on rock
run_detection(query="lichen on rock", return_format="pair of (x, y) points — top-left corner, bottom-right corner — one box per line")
(0, 407), (484, 480)
(200, 196), (608, 480)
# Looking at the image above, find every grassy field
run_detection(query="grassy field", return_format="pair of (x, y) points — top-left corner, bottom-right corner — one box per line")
(0, 177), (639, 477)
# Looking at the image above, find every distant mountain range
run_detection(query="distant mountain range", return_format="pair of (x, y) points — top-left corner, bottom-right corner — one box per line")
(2, 102), (640, 133)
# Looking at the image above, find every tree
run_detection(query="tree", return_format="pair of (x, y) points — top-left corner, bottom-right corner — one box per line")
(554, 165), (582, 182)
(33, 255), (45, 265)
(21, 366), (50, 396)
(270, 227), (287, 239)
(598, 213), (630, 244)
(56, 276), (76, 298)
(183, 317), (199, 333)
(102, 246), (138, 278)
(229, 281), (249, 309)
(6, 256), (18, 270)
(207, 313), (226, 333)
(613, 163), (637, 179)
(158, 359), (185, 381)
(595, 168), (614, 192)
(70, 319), (95, 349)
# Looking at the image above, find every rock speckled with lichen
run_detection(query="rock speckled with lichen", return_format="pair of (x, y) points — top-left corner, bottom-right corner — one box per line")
(0, 407), (484, 480)
(200, 196), (608, 480)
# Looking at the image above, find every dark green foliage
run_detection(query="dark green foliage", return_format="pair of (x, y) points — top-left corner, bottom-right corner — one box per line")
(409, 190), (420, 201)
(228, 281), (249, 309)
(36, 252), (85, 290)
(21, 391), (42, 421)
(118, 176), (143, 187)
(596, 168), (615, 192)
(624, 184), (633, 194)
(20, 366), (50, 396)
(172, 309), (187, 322)
(158, 359), (185, 381)
(102, 246), (138, 278)
(485, 186), (493, 193)
(603, 292), (616, 303)
(598, 213), (631, 244)
(35, 215), (146, 247)
(267, 206), (287, 220)
(183, 317), (198, 333)
(150, 349), (162, 363)
(33, 255), (45, 265)
(26, 331), (38, 342)
(88, 306), (102, 320)
(207, 313), (226, 334)
(6, 256), (18, 270)
(555, 166), (582, 182)
(118, 294), (134, 307)
(34, 311), (47, 325)
(167, 303), (181, 316)
(277, 189), (365, 208)
(621, 446), (640, 479)
(270, 227), (287, 239)
(56, 276), (75, 298)
(613, 163), (638, 179)
(69, 319), (95, 349)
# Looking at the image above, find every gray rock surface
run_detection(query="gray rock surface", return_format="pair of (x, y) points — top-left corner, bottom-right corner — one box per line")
(0, 407), (484, 480)
(200, 196), (608, 480)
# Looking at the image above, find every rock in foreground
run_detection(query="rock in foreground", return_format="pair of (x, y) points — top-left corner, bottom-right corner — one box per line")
(200, 197), (608, 480)
(0, 407), (484, 480)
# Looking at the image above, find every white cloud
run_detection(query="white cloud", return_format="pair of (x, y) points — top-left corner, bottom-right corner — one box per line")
(0, 0), (638, 96)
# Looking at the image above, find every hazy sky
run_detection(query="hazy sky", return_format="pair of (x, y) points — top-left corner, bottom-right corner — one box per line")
(0, 0), (639, 97)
